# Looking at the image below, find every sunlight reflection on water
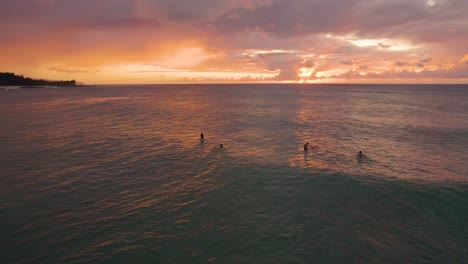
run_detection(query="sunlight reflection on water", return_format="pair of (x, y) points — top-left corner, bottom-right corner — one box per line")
(1, 84), (467, 263)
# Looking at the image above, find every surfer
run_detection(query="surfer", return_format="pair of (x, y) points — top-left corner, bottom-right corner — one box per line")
(304, 142), (309, 151)
(200, 132), (204, 142)
(356, 151), (367, 159)
(211, 144), (224, 151)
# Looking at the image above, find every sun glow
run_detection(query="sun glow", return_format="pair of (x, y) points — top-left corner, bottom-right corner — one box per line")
(155, 47), (215, 68)
(299, 67), (315, 78)
(459, 54), (468, 63)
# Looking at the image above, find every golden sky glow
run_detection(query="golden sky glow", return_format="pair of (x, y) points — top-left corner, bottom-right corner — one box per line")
(1, 0), (467, 84)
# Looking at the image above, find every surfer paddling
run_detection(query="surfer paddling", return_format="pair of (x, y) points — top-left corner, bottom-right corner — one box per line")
(212, 144), (224, 150)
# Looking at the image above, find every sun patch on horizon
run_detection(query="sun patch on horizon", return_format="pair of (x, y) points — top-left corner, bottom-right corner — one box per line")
(299, 67), (315, 78)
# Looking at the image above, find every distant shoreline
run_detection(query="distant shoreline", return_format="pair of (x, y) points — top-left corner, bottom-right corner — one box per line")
(0, 84), (81, 88)
(0, 72), (79, 87)
(1, 85), (91, 91)
(19, 85), (88, 88)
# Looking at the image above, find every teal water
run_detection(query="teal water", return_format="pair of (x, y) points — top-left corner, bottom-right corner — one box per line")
(1, 84), (467, 263)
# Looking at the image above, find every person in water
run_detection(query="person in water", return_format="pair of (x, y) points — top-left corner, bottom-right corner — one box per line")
(356, 151), (367, 159)
(200, 132), (204, 142)
(304, 142), (309, 151)
(212, 144), (224, 150)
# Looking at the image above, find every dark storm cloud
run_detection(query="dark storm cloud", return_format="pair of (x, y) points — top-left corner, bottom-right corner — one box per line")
(213, 0), (468, 46)
(214, 0), (357, 37)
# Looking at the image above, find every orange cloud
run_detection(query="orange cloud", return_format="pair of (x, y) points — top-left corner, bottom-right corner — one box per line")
(1, 0), (467, 84)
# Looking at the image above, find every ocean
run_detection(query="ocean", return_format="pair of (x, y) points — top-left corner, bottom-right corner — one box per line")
(1, 84), (467, 263)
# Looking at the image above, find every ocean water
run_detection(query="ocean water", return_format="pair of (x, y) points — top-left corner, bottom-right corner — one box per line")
(1, 84), (467, 263)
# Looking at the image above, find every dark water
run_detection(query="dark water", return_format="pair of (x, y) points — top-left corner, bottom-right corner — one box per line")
(1, 84), (467, 263)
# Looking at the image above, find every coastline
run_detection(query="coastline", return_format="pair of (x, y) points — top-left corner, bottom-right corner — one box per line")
(1, 85), (90, 91)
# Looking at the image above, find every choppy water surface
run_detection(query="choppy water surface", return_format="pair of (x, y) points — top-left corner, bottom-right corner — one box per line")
(1, 84), (467, 263)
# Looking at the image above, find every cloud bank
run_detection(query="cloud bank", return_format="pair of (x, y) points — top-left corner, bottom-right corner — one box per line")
(0, 0), (467, 83)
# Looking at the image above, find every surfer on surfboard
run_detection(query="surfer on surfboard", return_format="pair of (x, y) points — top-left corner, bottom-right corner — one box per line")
(200, 132), (204, 142)
(304, 142), (320, 152)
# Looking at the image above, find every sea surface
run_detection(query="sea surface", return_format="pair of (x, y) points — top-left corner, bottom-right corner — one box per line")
(1, 84), (467, 263)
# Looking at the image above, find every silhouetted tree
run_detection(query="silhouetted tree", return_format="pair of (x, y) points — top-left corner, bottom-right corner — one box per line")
(0, 72), (78, 86)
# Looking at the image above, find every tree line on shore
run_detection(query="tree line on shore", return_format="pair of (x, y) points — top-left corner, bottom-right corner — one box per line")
(0, 72), (76, 86)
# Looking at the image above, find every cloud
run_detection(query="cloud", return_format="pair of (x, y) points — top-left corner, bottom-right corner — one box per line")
(419, 58), (432, 64)
(275, 66), (299, 80)
(395, 61), (408, 66)
(378, 43), (392, 48)
(329, 56), (468, 80)
(0, 0), (467, 83)
(302, 60), (314, 68)
(459, 54), (468, 63)
(213, 0), (468, 43)
(48, 66), (99, 74)
(341, 60), (353, 65)
(414, 58), (432, 68)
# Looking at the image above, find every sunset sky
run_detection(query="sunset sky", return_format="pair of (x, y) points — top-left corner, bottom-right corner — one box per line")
(1, 0), (467, 84)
